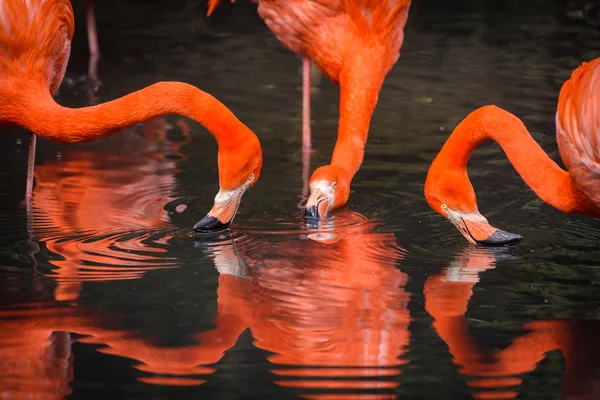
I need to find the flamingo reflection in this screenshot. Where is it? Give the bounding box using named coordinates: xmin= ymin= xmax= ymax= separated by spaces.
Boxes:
xmin=424 ymin=248 xmax=600 ymax=399
xmin=32 ymin=117 xmax=189 ymax=300
xmin=0 ymin=294 xmax=251 ymax=395
xmin=247 ymin=212 xmax=410 ymax=396
xmin=0 ymin=305 xmax=75 ymax=399
xmin=0 ymin=211 xmax=410 ymax=398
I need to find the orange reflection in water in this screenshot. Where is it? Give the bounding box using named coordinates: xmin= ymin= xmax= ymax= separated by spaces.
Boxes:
xmin=0 ymin=271 xmax=252 ymax=397
xmin=0 ymin=306 xmax=75 ymax=400
xmin=0 ymin=211 xmax=410 ymax=398
xmin=246 ymin=212 xmax=410 ymax=397
xmin=32 ymin=118 xmax=190 ymax=300
xmin=424 ymin=248 xmax=600 ymax=400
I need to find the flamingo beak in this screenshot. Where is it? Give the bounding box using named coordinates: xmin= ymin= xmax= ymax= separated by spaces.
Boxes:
xmin=304 ymin=182 xmax=334 ymax=219
xmin=448 ymin=210 xmax=523 ymax=246
xmin=194 ymin=186 xmax=247 ymax=233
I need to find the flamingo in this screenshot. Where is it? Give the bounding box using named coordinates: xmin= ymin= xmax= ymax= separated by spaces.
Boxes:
xmin=424 ymin=58 xmax=600 ymax=246
xmin=208 ymin=0 xmax=411 ymax=219
xmin=0 ymin=0 xmax=262 ymax=233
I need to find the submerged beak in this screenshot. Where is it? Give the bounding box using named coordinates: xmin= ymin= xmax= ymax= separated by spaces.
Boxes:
xmin=449 ymin=210 xmax=523 ymax=246
xmin=194 ymin=186 xmax=247 ymax=233
xmin=304 ymin=184 xmax=334 ymax=220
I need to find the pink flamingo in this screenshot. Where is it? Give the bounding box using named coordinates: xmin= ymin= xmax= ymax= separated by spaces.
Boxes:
xmin=425 ymin=58 xmax=600 ymax=245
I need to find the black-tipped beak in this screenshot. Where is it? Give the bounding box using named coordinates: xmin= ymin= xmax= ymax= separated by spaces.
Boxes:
xmin=304 ymin=204 xmax=319 ymax=219
xmin=474 ymin=229 xmax=523 ymax=247
xmin=451 ymin=211 xmax=523 ymax=247
xmin=194 ymin=186 xmax=247 ymax=233
xmin=193 ymin=215 xmax=230 ymax=233
xmin=304 ymin=186 xmax=332 ymax=220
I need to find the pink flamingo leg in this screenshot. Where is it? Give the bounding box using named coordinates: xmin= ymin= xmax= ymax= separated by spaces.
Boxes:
xmin=301 ymin=57 xmax=311 ymax=198
xmin=302 ymin=56 xmax=311 ymax=150
xmin=301 ymin=143 xmax=310 ymax=200
xmin=25 ymin=133 xmax=36 ymax=204
xmin=86 ymin=0 xmax=100 ymax=84
xmin=25 ymin=132 xmax=40 ymax=272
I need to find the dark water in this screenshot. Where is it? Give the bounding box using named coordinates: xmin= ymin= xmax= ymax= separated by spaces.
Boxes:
xmin=1 ymin=0 xmax=600 ymax=398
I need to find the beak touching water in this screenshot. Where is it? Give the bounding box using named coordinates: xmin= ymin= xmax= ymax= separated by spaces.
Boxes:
xmin=193 ymin=186 xmax=248 ymax=233
xmin=304 ymin=182 xmax=335 ymax=219
xmin=446 ymin=208 xmax=523 ymax=246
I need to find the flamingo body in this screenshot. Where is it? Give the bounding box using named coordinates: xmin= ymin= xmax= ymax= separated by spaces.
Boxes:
xmin=556 ymin=58 xmax=600 ymax=205
xmin=0 ymin=0 xmax=73 ymax=97
xmin=254 ymin=0 xmax=408 ymax=84
xmin=0 ymin=0 xmax=263 ymax=232
xmin=424 ymin=58 xmax=600 ymax=245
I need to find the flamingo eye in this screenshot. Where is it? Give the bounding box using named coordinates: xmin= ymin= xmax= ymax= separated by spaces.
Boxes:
xmin=248 ymin=173 xmax=255 ymax=183
xmin=331 ymin=182 xmax=337 ymax=188
xmin=441 ymin=203 xmax=448 ymax=211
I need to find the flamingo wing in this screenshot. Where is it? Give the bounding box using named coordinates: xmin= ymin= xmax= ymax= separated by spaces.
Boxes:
xmin=556 ymin=58 xmax=600 ymax=206
xmin=342 ymin=0 xmax=411 ymax=44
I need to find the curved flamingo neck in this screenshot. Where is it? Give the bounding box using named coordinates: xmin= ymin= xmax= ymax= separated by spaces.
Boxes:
xmin=6 ymin=80 xmax=260 ymax=189
xmin=330 ymin=63 xmax=385 ymax=181
xmin=432 ymin=105 xmax=600 ymax=216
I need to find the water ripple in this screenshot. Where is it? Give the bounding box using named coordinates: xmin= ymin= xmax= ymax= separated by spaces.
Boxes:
xmin=227 ymin=211 xmax=410 ymax=397
xmin=29 ymin=120 xmax=189 ymax=300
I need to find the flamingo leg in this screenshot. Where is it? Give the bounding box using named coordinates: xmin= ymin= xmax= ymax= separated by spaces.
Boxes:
xmin=301 ymin=56 xmax=312 ymax=199
xmin=25 ymin=132 xmax=40 ymax=273
xmin=86 ymin=0 xmax=100 ymax=85
xmin=302 ymin=56 xmax=311 ymax=150
xmin=25 ymin=133 xmax=36 ymax=204
xmin=301 ymin=143 xmax=311 ymax=200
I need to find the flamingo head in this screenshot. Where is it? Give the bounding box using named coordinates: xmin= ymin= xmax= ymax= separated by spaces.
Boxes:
xmin=304 ymin=165 xmax=350 ymax=220
xmin=424 ymin=168 xmax=522 ymax=246
xmin=194 ymin=143 xmax=262 ymax=233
